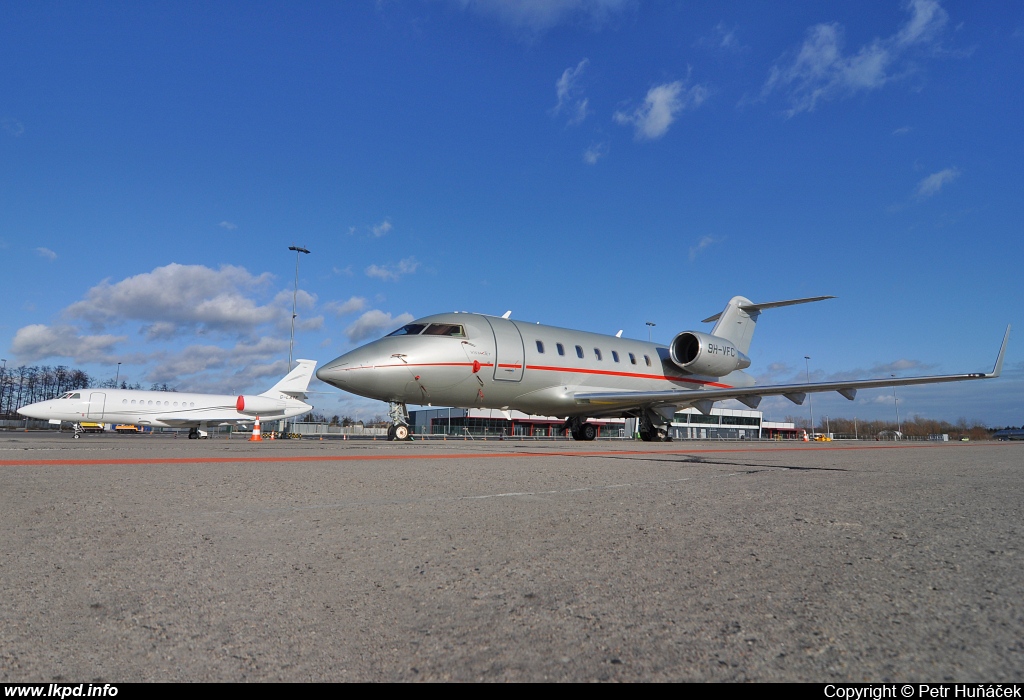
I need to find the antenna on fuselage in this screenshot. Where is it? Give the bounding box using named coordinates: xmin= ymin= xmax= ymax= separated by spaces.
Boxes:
xmin=501 ymin=310 xmax=512 ymax=319
xmin=615 ymin=330 xmax=623 ymax=338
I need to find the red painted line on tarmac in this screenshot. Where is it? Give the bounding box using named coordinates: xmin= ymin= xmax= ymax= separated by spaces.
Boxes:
xmin=0 ymin=442 xmax=975 ymax=467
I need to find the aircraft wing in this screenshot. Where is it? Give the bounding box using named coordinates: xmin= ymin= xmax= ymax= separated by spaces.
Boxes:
xmin=575 ymin=325 xmax=1010 ymax=413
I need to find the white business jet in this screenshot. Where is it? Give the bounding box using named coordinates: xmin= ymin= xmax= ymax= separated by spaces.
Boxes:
xmin=315 ymin=296 xmax=1009 ymax=441
xmin=18 ymin=359 xmax=317 ymax=439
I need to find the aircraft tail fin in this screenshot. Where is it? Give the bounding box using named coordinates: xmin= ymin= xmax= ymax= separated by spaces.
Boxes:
xmin=703 ymin=296 xmax=834 ymax=355
xmin=260 ymin=359 xmax=317 ymax=399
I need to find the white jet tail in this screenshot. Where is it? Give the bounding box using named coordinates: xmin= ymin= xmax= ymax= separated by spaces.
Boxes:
xmin=260 ymin=359 xmax=317 ymax=399
xmin=703 ymin=296 xmax=834 ymax=354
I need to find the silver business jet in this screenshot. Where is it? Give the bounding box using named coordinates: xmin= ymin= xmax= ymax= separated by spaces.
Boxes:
xmin=316 ymin=297 xmax=1009 ymax=441
xmin=19 ymin=359 xmax=317 ymax=439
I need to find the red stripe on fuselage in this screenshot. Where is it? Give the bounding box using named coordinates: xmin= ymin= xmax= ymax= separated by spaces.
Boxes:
xmin=343 ymin=362 xmax=733 ymax=389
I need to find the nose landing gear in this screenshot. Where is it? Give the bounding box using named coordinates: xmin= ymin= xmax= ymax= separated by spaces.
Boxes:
xmin=387 ymin=402 xmax=413 ymax=441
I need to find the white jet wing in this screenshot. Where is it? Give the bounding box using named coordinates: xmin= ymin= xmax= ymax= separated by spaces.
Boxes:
xmin=575 ymin=326 xmax=1010 ymax=414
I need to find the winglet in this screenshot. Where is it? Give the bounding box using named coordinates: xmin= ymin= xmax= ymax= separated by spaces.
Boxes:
xmin=989 ymin=325 xmax=1011 ymax=378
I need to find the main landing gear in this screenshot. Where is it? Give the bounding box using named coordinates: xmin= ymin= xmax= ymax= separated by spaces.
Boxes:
xmin=638 ymin=412 xmax=671 ymax=442
xmin=387 ymin=401 xmax=413 ymax=441
xmin=566 ymin=417 xmax=597 ymax=441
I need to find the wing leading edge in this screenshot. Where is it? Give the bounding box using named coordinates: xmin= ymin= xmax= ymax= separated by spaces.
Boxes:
xmin=575 ymin=325 xmax=1010 ymax=414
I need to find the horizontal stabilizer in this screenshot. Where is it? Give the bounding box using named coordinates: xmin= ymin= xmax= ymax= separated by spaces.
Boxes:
xmin=702 ymin=296 xmax=835 ymax=324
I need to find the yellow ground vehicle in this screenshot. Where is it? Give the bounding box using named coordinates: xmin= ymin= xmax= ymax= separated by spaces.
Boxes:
xmin=115 ymin=424 xmax=143 ymax=434
xmin=813 ymin=434 xmax=833 ymax=442
xmin=80 ymin=422 xmax=105 ymax=433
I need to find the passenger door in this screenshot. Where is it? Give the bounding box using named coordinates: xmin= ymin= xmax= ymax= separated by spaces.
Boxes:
xmin=484 ymin=317 xmax=525 ymax=382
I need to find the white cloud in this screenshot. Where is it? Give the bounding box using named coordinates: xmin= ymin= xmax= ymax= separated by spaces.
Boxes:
xmin=11 ymin=324 xmax=126 ymax=364
xmin=35 ymin=247 xmax=57 ymax=261
xmin=326 ymin=296 xmax=367 ymax=316
xmin=614 ymin=80 xmax=708 ymax=140
xmin=372 ymin=219 xmax=393 ymax=237
xmin=219 ymin=221 xmax=238 ymax=231
xmin=2 ymin=118 xmax=24 ymax=137
xmin=869 ymin=358 xmax=932 ymax=374
xmin=553 ymin=59 xmax=590 ymax=125
xmin=695 ymin=22 xmax=743 ymax=52
xmin=453 ymin=0 xmax=632 ymax=33
xmin=582 ymin=141 xmax=608 ymax=165
xmin=762 ymin=0 xmax=949 ymax=116
xmin=64 ymin=263 xmax=282 ymax=335
xmin=144 ymin=336 xmax=289 ymax=384
xmin=689 ymin=235 xmax=721 ymax=261
xmin=345 ymin=310 xmax=414 ymax=343
xmin=365 ymin=257 xmax=420 ymax=281
xmin=915 ymin=167 xmax=960 ymax=199
xmin=892 ymin=125 xmax=912 ymax=136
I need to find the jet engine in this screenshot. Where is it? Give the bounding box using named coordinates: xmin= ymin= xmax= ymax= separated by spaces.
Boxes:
xmin=236 ymin=395 xmax=287 ymax=416
xmin=669 ymin=331 xmax=751 ymax=377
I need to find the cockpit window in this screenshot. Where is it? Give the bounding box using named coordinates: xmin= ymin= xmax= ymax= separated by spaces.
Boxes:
xmin=386 ymin=323 xmax=428 ymax=337
xmin=61 ymin=392 xmax=81 ymax=399
xmin=421 ymin=324 xmax=466 ymax=337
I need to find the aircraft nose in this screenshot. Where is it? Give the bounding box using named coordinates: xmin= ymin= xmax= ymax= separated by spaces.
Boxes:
xmin=17 ymin=403 xmax=44 ymax=419
xmin=317 ymin=346 xmax=396 ymax=397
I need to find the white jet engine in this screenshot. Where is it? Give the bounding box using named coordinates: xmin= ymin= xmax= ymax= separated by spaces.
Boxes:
xmin=669 ymin=331 xmax=751 ymax=377
xmin=235 ymin=395 xmax=288 ymax=416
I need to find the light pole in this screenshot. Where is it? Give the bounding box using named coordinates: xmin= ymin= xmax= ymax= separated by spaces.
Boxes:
xmin=115 ymin=362 xmax=121 ymax=388
xmin=891 ymin=375 xmax=902 ymax=437
xmin=646 ymin=322 xmax=656 ymax=342
xmin=287 ymin=245 xmax=311 ymax=367
xmin=804 ymin=356 xmax=814 ymax=437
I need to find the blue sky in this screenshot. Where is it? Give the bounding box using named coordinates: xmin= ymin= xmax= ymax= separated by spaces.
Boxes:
xmin=2 ymin=0 xmax=1021 ymax=425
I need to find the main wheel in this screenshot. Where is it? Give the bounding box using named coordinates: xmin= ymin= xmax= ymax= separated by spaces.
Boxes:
xmin=581 ymin=423 xmax=597 ymax=441
xmin=394 ymin=424 xmax=410 ymax=441
xmin=74 ymin=434 xmax=80 ymax=439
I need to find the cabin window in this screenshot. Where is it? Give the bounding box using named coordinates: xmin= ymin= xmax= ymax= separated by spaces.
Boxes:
xmin=612 ymin=351 xmax=620 ymax=363
xmin=644 ymin=355 xmax=651 ymax=366
xmin=131 ymin=400 xmax=136 ymax=405
xmin=122 ymin=399 xmax=127 ymax=404
xmin=422 ymin=324 xmax=466 ymax=337
xmin=594 ymin=348 xmax=602 ymax=361
xmin=536 ymin=340 xmax=544 ymax=353
xmin=575 ymin=345 xmax=584 ymax=359
xmin=386 ymin=323 xmax=428 ymax=336
xmin=629 ymin=353 xmax=637 ymax=365
xmin=556 ymin=343 xmax=565 ymax=356
xmin=189 ymin=402 xmax=194 ymax=407
xmin=173 ymin=402 xmax=178 ymax=407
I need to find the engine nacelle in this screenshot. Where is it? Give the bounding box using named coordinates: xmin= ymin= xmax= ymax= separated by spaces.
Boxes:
xmin=235 ymin=395 xmax=287 ymax=416
xmin=669 ymin=331 xmax=751 ymax=377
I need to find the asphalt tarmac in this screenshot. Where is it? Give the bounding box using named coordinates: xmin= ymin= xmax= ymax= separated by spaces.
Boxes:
xmin=1 ymin=432 xmax=1021 ymax=682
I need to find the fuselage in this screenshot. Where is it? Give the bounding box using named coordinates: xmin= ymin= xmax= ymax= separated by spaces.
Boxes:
xmin=316 ymin=312 xmax=754 ymax=418
xmin=17 ymin=388 xmax=312 ymax=428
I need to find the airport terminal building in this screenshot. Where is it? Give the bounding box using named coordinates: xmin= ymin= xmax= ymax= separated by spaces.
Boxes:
xmin=409 ymin=407 xmax=798 ymax=440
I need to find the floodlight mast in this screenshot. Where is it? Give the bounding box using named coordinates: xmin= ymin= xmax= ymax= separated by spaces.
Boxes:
xmin=288 ymin=246 xmax=311 ymax=368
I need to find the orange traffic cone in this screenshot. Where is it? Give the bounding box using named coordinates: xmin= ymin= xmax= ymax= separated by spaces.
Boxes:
xmin=250 ymin=416 xmax=263 ymax=442
xmin=802 ymin=431 xmax=809 ymax=442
